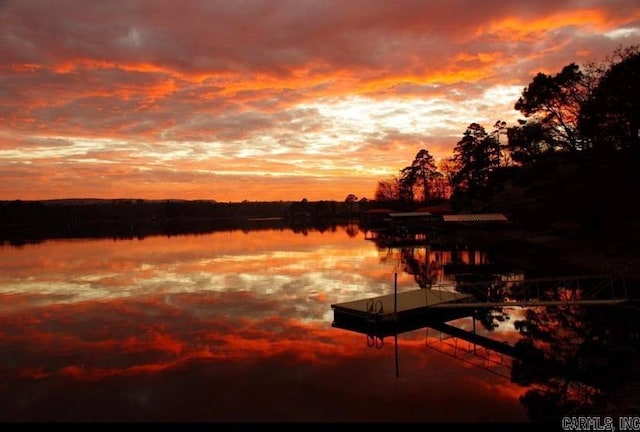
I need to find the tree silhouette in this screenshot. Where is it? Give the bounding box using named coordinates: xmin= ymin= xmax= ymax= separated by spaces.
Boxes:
xmin=515 ymin=63 xmax=589 ymax=152
xmin=450 ymin=123 xmax=500 ymax=210
xmin=374 ymin=176 xmax=401 ymax=202
xmin=506 ymin=119 xmax=549 ymax=167
xmin=491 ymin=120 xmax=510 ymax=166
xmin=396 ymin=149 xmax=438 ymax=204
xmin=412 ymin=149 xmax=438 ymax=203
xmin=344 ymin=194 xmax=359 ymax=215
xmin=579 ymin=46 xmax=640 ymax=153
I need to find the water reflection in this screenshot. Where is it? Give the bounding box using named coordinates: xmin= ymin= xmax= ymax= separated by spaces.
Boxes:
xmin=337 ymin=301 xmax=640 ymax=423
xmin=381 ymin=244 xmax=493 ymax=289
xmin=335 ymin=237 xmax=639 ymax=423
xmin=0 ymin=226 xmax=636 ymax=422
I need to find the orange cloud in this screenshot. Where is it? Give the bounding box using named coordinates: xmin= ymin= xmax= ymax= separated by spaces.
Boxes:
xmin=485 ymin=8 xmax=628 ymax=37
xmin=0 ymin=0 xmax=639 ymax=201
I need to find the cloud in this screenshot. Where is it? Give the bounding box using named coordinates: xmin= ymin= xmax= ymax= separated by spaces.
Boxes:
xmin=0 ymin=0 xmax=639 ymax=200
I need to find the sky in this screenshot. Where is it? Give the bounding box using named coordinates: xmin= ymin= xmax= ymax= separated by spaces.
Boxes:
xmin=1 ymin=0 xmax=640 ymax=202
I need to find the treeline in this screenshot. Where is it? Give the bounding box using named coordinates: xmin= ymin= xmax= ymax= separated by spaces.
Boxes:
xmin=0 ymin=198 xmax=371 ymax=244
xmin=0 ymin=199 xmax=288 ymax=225
xmin=375 ymin=45 xmax=640 ymax=247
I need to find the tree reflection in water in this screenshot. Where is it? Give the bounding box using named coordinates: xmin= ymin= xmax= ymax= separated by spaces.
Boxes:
xmin=512 ymin=304 xmax=640 ymax=422
xmin=385 ymin=241 xmax=640 ymax=423
xmin=418 ymin=303 xmax=640 ymax=423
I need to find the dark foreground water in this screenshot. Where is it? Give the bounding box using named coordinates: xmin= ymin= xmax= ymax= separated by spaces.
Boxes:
xmin=0 ymin=227 xmax=636 ymax=423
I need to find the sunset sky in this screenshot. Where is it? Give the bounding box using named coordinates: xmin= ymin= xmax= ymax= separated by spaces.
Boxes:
xmin=1 ymin=0 xmax=640 ymax=202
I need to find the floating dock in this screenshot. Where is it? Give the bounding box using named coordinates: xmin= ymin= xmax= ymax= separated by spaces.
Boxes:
xmin=331 ymin=289 xmax=474 ymax=336
xmin=331 ymin=274 xmax=630 ymax=337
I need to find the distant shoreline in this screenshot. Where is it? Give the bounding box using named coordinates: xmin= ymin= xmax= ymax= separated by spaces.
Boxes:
xmin=0 ymin=197 xmax=292 ymax=205
xmin=0 ymin=198 xmax=363 ymax=245
xmin=3 ymin=199 xmax=639 ymax=287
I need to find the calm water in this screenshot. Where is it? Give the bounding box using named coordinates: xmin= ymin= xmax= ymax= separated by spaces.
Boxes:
xmin=0 ymin=226 xmax=635 ymax=422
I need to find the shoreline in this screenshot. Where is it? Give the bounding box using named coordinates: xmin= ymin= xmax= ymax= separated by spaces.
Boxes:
xmin=503 ymin=228 xmax=640 ymax=292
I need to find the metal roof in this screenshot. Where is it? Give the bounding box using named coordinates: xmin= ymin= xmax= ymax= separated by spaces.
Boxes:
xmin=388 ymin=212 xmax=433 ymax=218
xmin=442 ymin=213 xmax=508 ymax=223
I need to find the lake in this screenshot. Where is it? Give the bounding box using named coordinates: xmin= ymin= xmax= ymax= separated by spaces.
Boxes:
xmin=0 ymin=225 xmax=636 ymax=423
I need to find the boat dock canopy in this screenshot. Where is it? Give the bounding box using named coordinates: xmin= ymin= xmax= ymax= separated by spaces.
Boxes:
xmin=442 ymin=213 xmax=508 ymax=223
xmin=388 ymin=212 xmax=433 ymax=218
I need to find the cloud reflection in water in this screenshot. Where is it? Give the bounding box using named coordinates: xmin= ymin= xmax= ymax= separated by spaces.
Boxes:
xmin=0 ymin=228 xmax=528 ymax=422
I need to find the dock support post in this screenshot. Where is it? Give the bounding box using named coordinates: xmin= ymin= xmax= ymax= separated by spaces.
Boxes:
xmin=394 ymin=272 xmax=398 ymax=317
xmin=472 ymin=314 xmax=477 ymax=355
xmin=395 ymin=333 xmax=399 ymax=378
xmin=394 ymin=272 xmax=399 ymax=378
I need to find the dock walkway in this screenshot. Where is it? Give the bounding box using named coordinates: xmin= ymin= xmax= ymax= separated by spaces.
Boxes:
xmin=331 ymin=289 xmax=473 ymax=335
xmin=331 ymin=272 xmax=629 ymax=336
